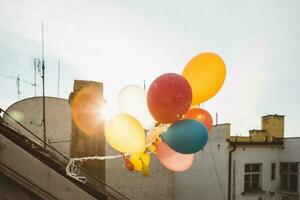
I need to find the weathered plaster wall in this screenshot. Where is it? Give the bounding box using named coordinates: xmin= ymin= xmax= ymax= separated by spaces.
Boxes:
xmin=0 ymin=134 xmax=97 ymax=200
xmin=3 ymin=97 xmax=71 ymax=156
xmin=174 ymin=123 xmax=230 ymax=200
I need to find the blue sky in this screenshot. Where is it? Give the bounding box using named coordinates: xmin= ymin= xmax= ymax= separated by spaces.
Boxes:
xmin=0 ymin=0 xmax=299 ymax=136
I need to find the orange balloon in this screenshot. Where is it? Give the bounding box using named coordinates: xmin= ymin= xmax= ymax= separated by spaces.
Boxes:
xmin=182 ymin=52 xmax=226 ymax=104
xmin=184 ymin=108 xmax=213 ymax=132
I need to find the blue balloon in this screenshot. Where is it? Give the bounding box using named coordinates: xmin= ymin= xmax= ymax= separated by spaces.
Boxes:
xmin=161 ymin=119 xmax=208 ymax=154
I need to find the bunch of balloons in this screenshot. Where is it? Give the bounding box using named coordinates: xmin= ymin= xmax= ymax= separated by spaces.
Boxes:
xmin=105 ymin=52 xmax=226 ymax=174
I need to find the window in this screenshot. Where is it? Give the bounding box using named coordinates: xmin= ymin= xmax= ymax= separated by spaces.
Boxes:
xmin=244 ymin=163 xmax=262 ymax=192
xmin=280 ymin=162 xmax=298 ymax=192
xmin=271 ymin=163 xmax=276 ymax=180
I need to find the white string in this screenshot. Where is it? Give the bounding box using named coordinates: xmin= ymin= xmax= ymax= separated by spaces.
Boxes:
xmin=65 ymin=124 xmax=169 ymax=183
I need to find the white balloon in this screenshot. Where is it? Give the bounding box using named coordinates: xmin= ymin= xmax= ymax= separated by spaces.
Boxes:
xmin=118 ymin=85 xmax=155 ymax=130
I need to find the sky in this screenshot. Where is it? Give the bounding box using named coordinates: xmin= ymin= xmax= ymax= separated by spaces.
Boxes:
xmin=0 ymin=0 xmax=299 ymax=137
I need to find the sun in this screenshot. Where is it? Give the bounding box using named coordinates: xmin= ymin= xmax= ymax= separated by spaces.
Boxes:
xmin=96 ymin=100 xmax=117 ymax=122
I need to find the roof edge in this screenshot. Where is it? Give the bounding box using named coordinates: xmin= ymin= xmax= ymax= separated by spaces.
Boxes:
xmin=5 ymin=96 xmax=68 ymax=112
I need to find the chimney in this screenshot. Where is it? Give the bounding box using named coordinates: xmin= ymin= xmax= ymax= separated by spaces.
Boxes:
xmin=69 ymin=80 xmax=106 ymax=182
xmin=261 ymin=114 xmax=284 ymax=138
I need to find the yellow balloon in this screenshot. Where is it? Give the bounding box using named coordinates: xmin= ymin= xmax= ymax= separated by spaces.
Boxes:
xmin=182 ymin=52 xmax=226 ymax=104
xmin=189 ymin=104 xmax=199 ymax=109
xmin=105 ymin=114 xmax=146 ymax=153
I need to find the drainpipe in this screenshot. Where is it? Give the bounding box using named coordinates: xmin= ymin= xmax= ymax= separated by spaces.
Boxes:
xmin=228 ymin=139 xmax=237 ymax=200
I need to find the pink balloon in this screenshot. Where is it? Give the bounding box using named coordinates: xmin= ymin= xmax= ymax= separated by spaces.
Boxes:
xmin=157 ymin=141 xmax=194 ymax=172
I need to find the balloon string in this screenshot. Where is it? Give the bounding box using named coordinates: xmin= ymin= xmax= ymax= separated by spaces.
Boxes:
xmin=146 ymin=124 xmax=169 ymax=147
xmin=66 ymin=124 xmax=170 ymax=183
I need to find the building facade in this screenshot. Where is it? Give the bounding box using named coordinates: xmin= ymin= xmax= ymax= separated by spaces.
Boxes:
xmin=1 ymin=80 xmax=299 ymax=200
xmin=190 ymin=115 xmax=300 ymax=200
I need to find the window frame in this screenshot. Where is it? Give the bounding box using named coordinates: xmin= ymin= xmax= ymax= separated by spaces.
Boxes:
xmin=280 ymin=162 xmax=299 ymax=192
xmin=244 ymin=163 xmax=263 ymax=193
xmin=271 ymin=163 xmax=276 ymax=180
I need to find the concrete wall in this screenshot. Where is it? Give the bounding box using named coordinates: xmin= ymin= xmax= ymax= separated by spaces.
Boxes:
xmin=0 ymin=134 xmax=97 ymax=200
xmin=280 ymin=138 xmax=300 ymax=162
xmin=3 ymin=97 xmax=71 ymax=156
xmin=69 ymin=80 xmax=106 ymax=182
xmin=232 ymin=146 xmax=281 ymax=200
xmin=0 ymin=171 xmax=43 ymax=200
xmin=174 ymin=123 xmax=230 ymax=200
xmin=230 ymin=138 xmax=300 ymax=200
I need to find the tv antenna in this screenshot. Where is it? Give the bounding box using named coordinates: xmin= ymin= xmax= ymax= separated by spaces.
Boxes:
xmin=0 ymin=72 xmax=35 ymax=100
xmin=33 ymin=58 xmax=42 ymax=97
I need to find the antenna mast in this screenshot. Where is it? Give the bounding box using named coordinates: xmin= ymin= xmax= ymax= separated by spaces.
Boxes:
xmin=16 ymin=75 xmax=21 ymax=100
xmin=0 ymin=72 xmax=35 ymax=99
xmin=41 ymin=21 xmax=46 ymax=148
xmin=33 ymin=58 xmax=41 ymax=97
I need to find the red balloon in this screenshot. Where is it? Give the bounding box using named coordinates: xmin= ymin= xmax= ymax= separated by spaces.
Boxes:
xmin=184 ymin=108 xmax=213 ymax=132
xmin=147 ymin=73 xmax=192 ymax=123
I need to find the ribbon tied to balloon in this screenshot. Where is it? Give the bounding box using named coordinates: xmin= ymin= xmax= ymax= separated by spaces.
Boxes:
xmin=104 ymin=52 xmax=226 ymax=174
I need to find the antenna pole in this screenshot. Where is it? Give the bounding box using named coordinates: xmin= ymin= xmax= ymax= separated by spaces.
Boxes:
xmin=34 ymin=59 xmax=36 ymax=97
xmin=57 ymin=59 xmax=60 ymax=97
xmin=42 ymin=22 xmax=44 ymax=61
xmin=143 ymin=80 xmax=146 ymax=91
xmin=16 ymin=75 xmax=20 ymax=100
xmin=41 ymin=21 xmax=46 ymax=148
xmin=216 ymin=113 xmax=219 ymax=125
